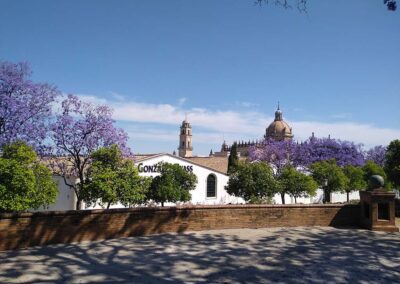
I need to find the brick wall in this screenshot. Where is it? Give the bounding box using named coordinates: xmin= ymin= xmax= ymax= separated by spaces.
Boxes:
xmin=0 ymin=204 xmax=360 ymax=251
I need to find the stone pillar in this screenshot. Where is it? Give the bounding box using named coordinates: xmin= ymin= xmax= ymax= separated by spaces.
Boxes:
xmin=360 ymin=189 xmax=398 ymax=232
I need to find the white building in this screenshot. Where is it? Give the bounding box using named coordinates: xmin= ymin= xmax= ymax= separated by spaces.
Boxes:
xmin=44 ymin=115 xmax=360 ymax=211
xmin=135 ymin=153 xmax=244 ymax=206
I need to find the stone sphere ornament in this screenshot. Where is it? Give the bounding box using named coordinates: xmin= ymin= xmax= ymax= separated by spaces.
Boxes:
xmin=368 ymin=175 xmax=385 ymax=190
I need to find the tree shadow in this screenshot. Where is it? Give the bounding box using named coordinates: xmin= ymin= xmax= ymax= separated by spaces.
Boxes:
xmin=0 ymin=207 xmax=192 ymax=251
xmin=0 ymin=227 xmax=399 ymax=283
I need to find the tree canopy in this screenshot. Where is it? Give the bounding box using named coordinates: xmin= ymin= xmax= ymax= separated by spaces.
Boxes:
xmin=48 ymin=95 xmax=130 ymax=209
xmin=343 ymin=165 xmax=367 ymax=202
xmin=278 ymin=166 xmax=318 ymax=203
xmin=228 ymin=142 xmax=239 ymax=174
xmin=0 ymin=141 xmax=57 ymax=212
xmin=226 ymin=162 xmax=278 ymax=203
xmin=362 ymin=160 xmax=388 ymax=187
xmin=384 ymin=139 xmax=400 ymax=189
xmin=296 ymin=137 xmax=365 ymax=167
xmin=249 ymin=136 xmax=365 ymax=169
xmin=365 ymin=145 xmax=386 ymax=168
xmin=148 ymin=162 xmax=197 ymax=207
xmin=83 ymin=145 xmax=150 ymax=209
xmin=310 ymin=159 xmax=348 ymax=203
xmin=0 ymin=61 xmax=60 ymax=151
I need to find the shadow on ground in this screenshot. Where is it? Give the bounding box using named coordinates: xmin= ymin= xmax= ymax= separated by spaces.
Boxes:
xmin=0 ymin=227 xmax=399 ymax=283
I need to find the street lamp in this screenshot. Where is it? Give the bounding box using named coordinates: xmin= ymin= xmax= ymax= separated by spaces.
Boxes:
xmin=323 ymin=179 xmax=328 ymax=203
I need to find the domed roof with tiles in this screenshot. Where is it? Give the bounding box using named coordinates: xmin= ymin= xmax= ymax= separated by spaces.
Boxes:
xmin=265 ymin=106 xmax=293 ymax=141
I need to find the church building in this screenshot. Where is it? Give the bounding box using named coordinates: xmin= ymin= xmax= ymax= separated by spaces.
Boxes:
xmin=213 ymin=104 xmax=293 ymax=157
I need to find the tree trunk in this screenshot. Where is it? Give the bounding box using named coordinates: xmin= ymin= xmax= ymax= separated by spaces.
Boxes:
xmin=294 ymin=196 xmax=297 ymax=204
xmin=107 ymin=202 xmax=111 ymax=209
xmin=323 ymin=188 xmax=331 ymax=203
xmin=76 ymin=199 xmax=82 ymax=210
xmin=347 ymin=191 xmax=349 ymax=203
xmin=281 ymin=193 xmax=285 ymax=204
xmin=161 ymin=201 xmax=164 ymax=207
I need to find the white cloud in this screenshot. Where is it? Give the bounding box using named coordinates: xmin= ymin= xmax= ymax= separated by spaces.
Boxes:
xmin=178 ymin=97 xmax=187 ymax=106
xmin=110 ymin=92 xmax=125 ymax=101
xmin=76 ymin=94 xmax=400 ymax=149
xmin=330 ymin=113 xmax=351 ymax=119
xmin=110 ymin=101 xmax=271 ymax=135
xmin=292 ymin=121 xmax=400 ymax=148
xmin=235 ymin=101 xmax=260 ymax=108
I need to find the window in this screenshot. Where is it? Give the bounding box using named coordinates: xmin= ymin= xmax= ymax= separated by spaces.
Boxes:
xmin=182 ymin=141 xmax=185 ymax=147
xmin=206 ymin=174 xmax=216 ymax=198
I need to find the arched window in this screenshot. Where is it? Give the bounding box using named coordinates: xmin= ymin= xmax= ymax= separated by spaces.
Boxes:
xmin=206 ymin=174 xmax=216 ymax=198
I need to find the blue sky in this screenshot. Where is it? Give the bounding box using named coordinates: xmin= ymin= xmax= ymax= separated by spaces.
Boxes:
xmin=1 ymin=0 xmax=399 ymax=154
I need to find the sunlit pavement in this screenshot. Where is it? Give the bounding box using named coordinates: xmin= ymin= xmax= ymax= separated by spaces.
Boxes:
xmin=0 ymin=227 xmax=399 ymax=283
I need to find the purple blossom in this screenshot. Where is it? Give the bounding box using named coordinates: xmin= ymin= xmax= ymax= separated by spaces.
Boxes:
xmin=365 ymin=145 xmax=386 ymax=168
xmin=0 ymin=61 xmax=60 ymax=149
xmin=249 ymin=139 xmax=298 ymax=175
xmin=48 ymin=94 xmax=131 ymax=209
xmin=296 ymin=136 xmax=365 ymax=167
xmin=249 ymin=135 xmax=366 ymax=171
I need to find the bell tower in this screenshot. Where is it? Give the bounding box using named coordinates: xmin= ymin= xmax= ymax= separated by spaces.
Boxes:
xmin=178 ymin=116 xmax=193 ymax=158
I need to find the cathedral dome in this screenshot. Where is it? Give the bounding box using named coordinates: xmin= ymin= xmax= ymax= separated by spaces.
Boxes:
xmin=265 ymin=105 xmax=293 ymax=141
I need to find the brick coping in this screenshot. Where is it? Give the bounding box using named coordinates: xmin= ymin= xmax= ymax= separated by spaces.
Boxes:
xmin=0 ymin=203 xmax=359 ymax=219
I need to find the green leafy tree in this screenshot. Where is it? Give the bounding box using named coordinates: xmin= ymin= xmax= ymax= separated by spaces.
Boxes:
xmin=226 ymin=162 xmax=278 ymax=203
xmin=384 ymin=139 xmax=400 ymax=189
xmin=362 ymin=160 xmax=389 ymax=188
xmin=310 ymin=159 xmax=348 ymax=203
xmin=148 ymin=162 xmax=197 ymax=207
xmin=278 ymin=166 xmax=318 ymax=203
xmin=343 ymin=165 xmax=367 ymax=202
xmin=83 ymin=145 xmax=149 ymax=209
xmin=228 ymin=142 xmax=239 ymax=174
xmin=0 ymin=141 xmax=57 ymax=212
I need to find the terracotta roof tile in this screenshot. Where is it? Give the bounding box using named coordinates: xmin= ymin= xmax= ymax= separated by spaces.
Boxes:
xmin=186 ymin=156 xmax=229 ymax=174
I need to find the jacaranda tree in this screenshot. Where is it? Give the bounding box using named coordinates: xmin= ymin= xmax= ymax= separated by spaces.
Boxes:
xmin=0 ymin=61 xmax=60 ymax=150
xmin=249 ymin=139 xmax=298 ymax=204
xmin=296 ymin=136 xmax=365 ymax=167
xmin=48 ymin=94 xmax=130 ymax=210
xmin=365 ymin=145 xmax=387 ymax=168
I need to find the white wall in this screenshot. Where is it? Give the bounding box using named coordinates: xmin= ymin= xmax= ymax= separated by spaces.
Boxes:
xmin=34 ymin=176 xmax=77 ymax=211
xmin=43 ymin=155 xmax=364 ymax=211
xmin=271 ymin=188 xmax=361 ymax=205
xmin=137 ymin=155 xmax=244 ymax=206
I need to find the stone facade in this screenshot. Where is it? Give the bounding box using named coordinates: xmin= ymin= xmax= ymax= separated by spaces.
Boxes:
xmin=178 ymin=119 xmax=193 ymax=158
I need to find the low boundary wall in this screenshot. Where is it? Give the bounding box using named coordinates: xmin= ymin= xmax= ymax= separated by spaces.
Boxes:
xmin=0 ymin=204 xmax=360 ymax=251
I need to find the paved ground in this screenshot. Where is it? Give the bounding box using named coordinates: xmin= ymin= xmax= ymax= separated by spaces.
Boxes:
xmin=0 ymin=227 xmax=399 ymax=284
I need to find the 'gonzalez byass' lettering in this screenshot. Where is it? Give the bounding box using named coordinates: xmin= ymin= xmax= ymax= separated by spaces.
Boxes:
xmin=138 ymin=163 xmax=193 ymax=173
